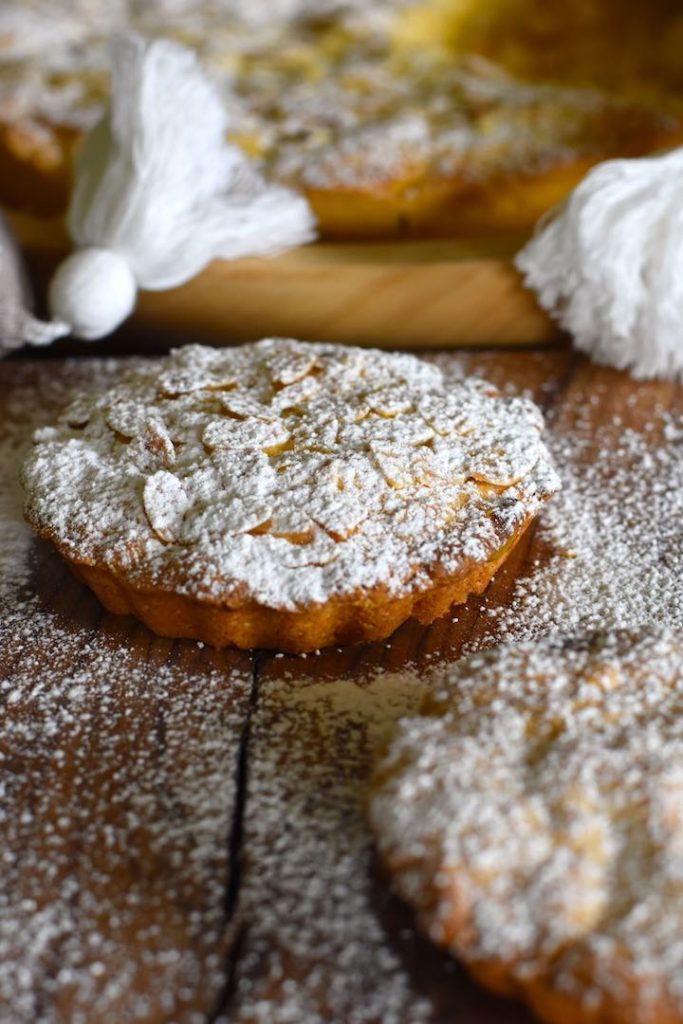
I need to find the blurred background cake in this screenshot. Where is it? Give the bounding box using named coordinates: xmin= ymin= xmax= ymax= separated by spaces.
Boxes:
xmin=2 ymin=0 xmax=682 ymax=237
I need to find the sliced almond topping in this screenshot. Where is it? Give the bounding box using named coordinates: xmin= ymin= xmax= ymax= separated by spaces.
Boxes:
xmin=142 ymin=471 xmax=190 ymax=543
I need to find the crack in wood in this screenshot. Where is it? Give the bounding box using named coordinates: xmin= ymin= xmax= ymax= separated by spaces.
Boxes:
xmin=205 ymin=652 xmax=264 ymax=1023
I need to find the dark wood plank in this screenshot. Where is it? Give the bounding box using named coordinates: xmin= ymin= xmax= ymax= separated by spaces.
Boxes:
xmin=0 ymin=362 xmax=254 ymax=1023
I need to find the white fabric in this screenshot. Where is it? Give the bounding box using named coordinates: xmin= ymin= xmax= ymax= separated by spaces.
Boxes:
xmin=48 ymin=33 xmax=315 ymax=339
xmin=516 ymin=147 xmax=683 ymax=380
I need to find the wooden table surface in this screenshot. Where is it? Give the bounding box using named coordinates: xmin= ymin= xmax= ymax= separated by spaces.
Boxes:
xmin=1 ymin=346 xmax=680 ymax=1024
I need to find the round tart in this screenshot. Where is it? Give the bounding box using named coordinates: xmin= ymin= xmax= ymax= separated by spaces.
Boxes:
xmin=369 ymin=628 xmax=683 ymax=1024
xmin=2 ymin=1 xmax=682 ymax=236
xmin=21 ymin=338 xmax=558 ymax=652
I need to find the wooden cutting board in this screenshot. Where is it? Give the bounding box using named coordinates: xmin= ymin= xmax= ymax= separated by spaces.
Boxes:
xmin=2 ymin=348 xmax=678 ymax=1024
xmin=7 ymin=210 xmax=557 ymax=348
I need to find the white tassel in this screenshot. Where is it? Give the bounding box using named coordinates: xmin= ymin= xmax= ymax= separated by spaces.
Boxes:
xmin=516 ymin=147 xmax=683 ymax=380
xmin=0 ymin=214 xmax=68 ymax=355
xmin=47 ymin=33 xmax=316 ymax=341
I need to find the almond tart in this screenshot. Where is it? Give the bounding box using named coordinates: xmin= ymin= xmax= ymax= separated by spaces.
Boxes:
xmin=2 ymin=1 xmax=683 ymax=237
xmin=370 ymin=628 xmax=683 ymax=1024
xmin=21 ymin=338 xmax=559 ymax=652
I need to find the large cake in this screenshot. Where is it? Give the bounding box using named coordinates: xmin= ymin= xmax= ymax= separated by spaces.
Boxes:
xmin=1 ymin=0 xmax=682 ymax=237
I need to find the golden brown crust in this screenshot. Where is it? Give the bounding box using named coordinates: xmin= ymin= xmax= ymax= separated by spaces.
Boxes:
xmin=63 ymin=516 xmax=530 ymax=652
xmin=466 ymin=957 xmax=683 ymax=1024
xmin=304 ymin=160 xmax=599 ymax=240
xmin=3 ymin=117 xmax=682 ymax=239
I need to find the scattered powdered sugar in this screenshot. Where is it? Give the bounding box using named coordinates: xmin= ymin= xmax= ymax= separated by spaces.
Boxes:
xmin=225 ymin=670 xmax=438 ymax=1024
xmin=2 ymin=351 xmax=544 ymax=1024
xmin=7 ymin=352 xmax=683 ymax=1024
xmin=478 ymin=393 xmax=683 ymax=644
xmin=369 ymin=629 xmax=683 ymax=1021
xmin=21 ymin=339 xmax=558 ymax=611
xmin=0 ymin=361 xmax=253 ymax=1023
xmin=218 ymin=356 xmax=683 ymax=1024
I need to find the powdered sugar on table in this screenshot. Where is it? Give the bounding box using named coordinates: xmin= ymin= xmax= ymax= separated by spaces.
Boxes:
xmin=4 ymin=351 xmax=683 ymax=1023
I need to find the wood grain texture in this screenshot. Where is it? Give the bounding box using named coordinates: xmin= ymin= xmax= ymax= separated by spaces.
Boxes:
xmin=0 ymin=544 xmax=255 ymax=1023
xmin=7 ymin=211 xmax=558 ymax=349
xmin=2 ymin=348 xmax=678 ymax=1023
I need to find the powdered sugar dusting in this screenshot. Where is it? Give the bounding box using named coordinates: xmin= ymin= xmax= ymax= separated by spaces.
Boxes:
xmin=474 ymin=378 xmax=683 ymax=645
xmin=6 ymin=352 xmax=683 ymax=1023
xmin=0 ymin=362 xmax=252 ymax=1022
xmin=221 ymin=355 xmax=683 ymax=1024
xmin=22 ymin=339 xmax=558 ymax=612
xmin=370 ymin=629 xmax=683 ymax=1021
xmin=227 ymin=670 xmax=437 ymax=1024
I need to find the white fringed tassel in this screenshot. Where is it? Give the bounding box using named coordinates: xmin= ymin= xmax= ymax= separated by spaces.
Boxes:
xmin=46 ymin=33 xmax=315 ymax=341
xmin=516 ymin=147 xmax=683 ymax=380
xmin=0 ymin=214 xmax=68 ymax=355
